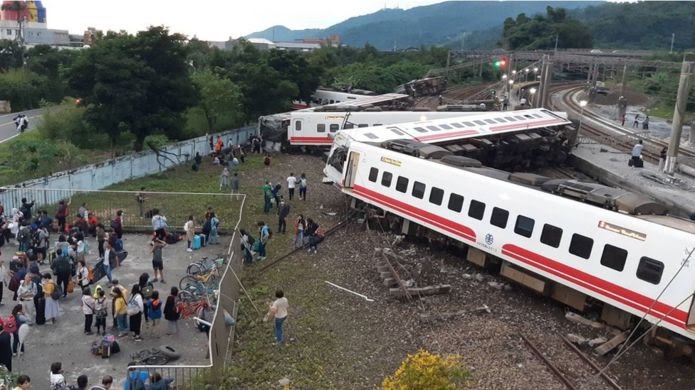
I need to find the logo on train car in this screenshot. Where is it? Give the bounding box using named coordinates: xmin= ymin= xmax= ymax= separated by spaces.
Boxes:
xmin=597 ymin=221 xmax=646 ymax=241
xmin=478 ymin=233 xmax=498 ymax=252
xmin=380 ymin=156 xmax=402 ymax=167
xmin=485 ymin=234 xmax=494 ymax=245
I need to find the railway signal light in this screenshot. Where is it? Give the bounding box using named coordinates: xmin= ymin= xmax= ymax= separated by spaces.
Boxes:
xmin=492 ymin=56 xmax=507 ymax=70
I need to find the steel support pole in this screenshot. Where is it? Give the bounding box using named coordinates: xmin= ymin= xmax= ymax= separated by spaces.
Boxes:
xmin=540 ymin=56 xmax=553 ymax=108
xmin=665 ymin=61 xmax=694 ymax=174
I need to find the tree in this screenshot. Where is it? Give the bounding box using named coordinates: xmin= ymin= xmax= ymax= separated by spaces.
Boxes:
xmin=67 ymin=27 xmax=197 ymax=151
xmin=190 ymin=69 xmax=244 ymax=132
xmin=0 ymin=68 xmax=48 ymax=110
xmin=266 ymin=50 xmax=322 ymax=103
xmin=25 ymin=45 xmax=77 ymax=102
xmin=501 ymin=7 xmax=592 ymax=50
xmin=0 ymin=39 xmax=25 ymax=70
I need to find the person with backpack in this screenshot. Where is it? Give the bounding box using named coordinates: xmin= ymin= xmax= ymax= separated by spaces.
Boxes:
xmin=94 ymin=289 xmax=107 ymax=336
xmin=128 ymin=284 xmax=144 ymax=341
xmin=239 ymin=229 xmax=255 ymax=264
xmin=145 ymin=290 xmax=162 ymax=336
xmin=51 ymin=249 xmax=71 ymax=299
xmin=262 ymin=181 xmax=273 ymax=214
xmin=209 ymin=213 xmax=220 ymax=245
xmin=298 ymin=173 xmax=308 ymax=201
xmin=42 ymin=273 xmax=60 ymax=324
xmin=151 ymin=209 xmax=168 ymax=241
xmin=81 ymin=287 xmax=95 ymax=335
xmin=163 ymin=287 xmax=180 ymax=336
xmin=112 ymin=287 xmax=128 ymax=337
xmin=19 ymin=198 xmax=34 ymax=222
xmin=138 ymin=273 xmax=153 ymax=324
xmin=257 ymin=221 xmax=270 ymax=261
xmin=10 ymin=304 xmax=26 ymax=356
xmin=151 ymin=239 xmax=166 ymax=284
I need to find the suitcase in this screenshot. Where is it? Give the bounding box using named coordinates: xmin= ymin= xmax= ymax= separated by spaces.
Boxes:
xmin=634 ymin=158 xmax=644 ymax=168
xmin=35 ymin=296 xmax=46 ymax=325
xmin=192 ymin=235 xmax=202 ymax=250
xmin=92 ymin=261 xmax=106 ymax=284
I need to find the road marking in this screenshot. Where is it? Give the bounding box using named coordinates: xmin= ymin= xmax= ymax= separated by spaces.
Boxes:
xmin=0 ymin=114 xmax=43 ymax=143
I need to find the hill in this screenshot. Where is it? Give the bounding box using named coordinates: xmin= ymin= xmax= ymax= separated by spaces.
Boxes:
xmin=247 ymin=1 xmax=592 ymax=50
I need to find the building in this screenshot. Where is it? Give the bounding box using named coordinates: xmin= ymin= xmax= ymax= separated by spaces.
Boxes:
xmin=0 ymin=0 xmax=77 ymax=47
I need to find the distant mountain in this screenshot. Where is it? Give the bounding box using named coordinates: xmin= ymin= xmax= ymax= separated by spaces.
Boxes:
xmin=247 ymin=1 xmax=594 ymax=50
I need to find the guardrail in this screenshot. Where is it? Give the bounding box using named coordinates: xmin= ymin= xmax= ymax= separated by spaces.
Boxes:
xmin=125 ymin=195 xmax=247 ymax=389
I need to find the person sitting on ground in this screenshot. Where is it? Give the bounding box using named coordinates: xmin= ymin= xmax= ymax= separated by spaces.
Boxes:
xmin=49 ymin=361 xmax=66 ymax=387
xmin=13 ymin=374 xmax=31 ymax=390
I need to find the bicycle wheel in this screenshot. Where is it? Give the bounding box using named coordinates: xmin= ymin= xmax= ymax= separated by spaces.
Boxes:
xmin=187 ymin=262 xmax=204 ymax=275
xmin=179 ymin=275 xmax=199 ymax=291
xmin=145 ymin=354 xmax=169 ymax=365
xmin=177 ymin=289 xmax=197 ymax=303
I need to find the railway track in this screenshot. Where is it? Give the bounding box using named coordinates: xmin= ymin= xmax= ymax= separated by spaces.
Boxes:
xmin=551 ymin=85 xmax=695 ymax=165
xmin=521 ymin=333 xmax=622 ymax=390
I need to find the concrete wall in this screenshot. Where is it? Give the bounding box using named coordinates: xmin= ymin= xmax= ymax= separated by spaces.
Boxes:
xmin=0 ymin=127 xmax=256 ymax=213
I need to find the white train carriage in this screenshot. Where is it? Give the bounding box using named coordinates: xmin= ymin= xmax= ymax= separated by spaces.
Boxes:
xmin=289 ymin=111 xmax=481 ymax=146
xmin=326 ymin=140 xmax=695 ymax=341
xmin=324 ymin=108 xmax=572 ymax=163
xmin=292 ymin=89 xmax=377 ymax=109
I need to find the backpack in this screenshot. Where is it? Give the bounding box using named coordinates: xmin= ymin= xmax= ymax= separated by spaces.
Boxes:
xmin=95 ymin=298 xmax=108 ymax=318
xmin=142 ymin=283 xmax=154 ymax=299
xmin=202 ymin=219 xmax=212 ymax=234
xmin=2 ymin=315 xmax=17 ymax=333
xmin=51 ymin=384 xmax=78 ymax=390
xmin=110 ymin=220 xmax=119 ymax=230
xmin=51 ymin=283 xmax=62 ymax=300
xmin=127 ymin=296 xmax=141 ymax=316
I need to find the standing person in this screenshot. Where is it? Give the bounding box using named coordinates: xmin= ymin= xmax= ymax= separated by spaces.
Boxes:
xmin=278 ymin=199 xmax=290 ymax=234
xmin=643 ymin=115 xmax=650 ymax=130
xmin=306 ymin=218 xmax=320 ymax=254
xmin=659 ymin=147 xmax=668 ymax=172
xmin=94 ymin=289 xmax=107 ymax=336
xmin=151 ymin=209 xmax=168 ymax=241
xmin=230 ymin=173 xmax=240 ymax=196
xmin=183 ymin=216 xmax=195 ymax=253
xmin=0 ymin=259 xmax=5 ymax=306
xmin=620 ymin=114 xmax=626 ymax=126
xmin=96 ymin=223 xmax=106 ymax=258
xmin=12 ymin=304 xmax=29 ymax=355
xmin=145 ymin=290 xmax=162 ymax=336
xmin=102 ymin=241 xmax=114 ymax=284
xmin=294 ymin=215 xmax=305 ymax=249
xmin=631 ymin=139 xmax=644 ymax=168
xmin=209 ymin=213 xmax=220 ymax=245
xmin=239 ymin=229 xmax=255 ymax=264
xmin=208 ymin=134 xmax=214 ymax=153
xmin=264 ymin=289 xmax=289 ymax=345
xmin=219 ymin=167 xmax=230 ymax=191
xmin=632 ymin=114 xmax=640 ymax=128
xmin=151 ymin=239 xmax=166 ymax=284
xmin=42 ymin=273 xmax=60 ymax=324
xmin=112 ymin=210 xmax=123 ymax=240
xmin=81 ymin=287 xmax=95 ymax=335
xmin=35 ymin=225 xmax=49 ymax=263
xmin=17 ymin=274 xmax=36 ymax=323
xmin=112 ymin=287 xmax=128 ymax=337
xmin=76 ymin=260 xmax=90 ymax=290
xmin=78 ymin=203 xmax=88 ymax=220
xmin=257 ymin=221 xmax=270 ymax=261
xmin=298 ymin=173 xmax=307 ymax=201
xmin=262 ymin=181 xmax=273 ymax=214
xmin=19 ymin=198 xmax=34 ymax=221
xmin=163 ymin=287 xmax=180 ymax=335
xmin=286 ymin=173 xmax=297 ymax=201
xmin=128 ymin=284 xmax=144 ymax=341
xmin=136 ymin=187 xmax=146 ymax=218
xmin=0 ymin=321 xmax=11 ymax=371
xmin=50 ymin=249 xmax=71 ymax=298
xmin=55 ymin=200 xmax=69 ymax=233
xmin=272 ymin=184 xmax=282 ymax=210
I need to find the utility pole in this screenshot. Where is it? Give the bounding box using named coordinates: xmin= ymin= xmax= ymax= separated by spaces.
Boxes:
xmin=445 ymin=49 xmax=451 ymax=81
xmin=554 ymin=34 xmax=559 ymax=55
xmin=665 ymin=60 xmax=694 ymax=174
xmin=619 ymin=64 xmax=628 ymax=97
xmin=670 ymin=33 xmax=675 ymax=54
xmin=539 ymin=55 xmax=553 ymax=108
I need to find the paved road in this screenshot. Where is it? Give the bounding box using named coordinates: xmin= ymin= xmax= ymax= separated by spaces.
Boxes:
xmin=0 ymin=108 xmax=44 ymax=143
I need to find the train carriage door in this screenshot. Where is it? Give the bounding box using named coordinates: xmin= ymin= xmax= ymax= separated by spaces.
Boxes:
xmin=343 ymin=152 xmax=360 ymax=188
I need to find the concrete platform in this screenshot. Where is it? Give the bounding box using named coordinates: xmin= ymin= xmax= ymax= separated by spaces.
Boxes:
xmin=572 ymin=142 xmax=695 ymax=218
xmin=0 ymin=234 xmax=228 ymax=389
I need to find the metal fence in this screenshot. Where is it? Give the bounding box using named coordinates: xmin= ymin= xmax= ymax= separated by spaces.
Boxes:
xmin=1 ymin=126 xmax=255 ymax=194
xmin=125 ymin=195 xmax=247 ymax=389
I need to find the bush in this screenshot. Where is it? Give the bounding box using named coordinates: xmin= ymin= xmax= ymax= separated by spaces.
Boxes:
xmin=37 ymin=100 xmax=110 ymax=148
xmin=382 ymin=350 xmax=468 ymax=390
xmin=0 ymin=68 xmax=49 ymax=111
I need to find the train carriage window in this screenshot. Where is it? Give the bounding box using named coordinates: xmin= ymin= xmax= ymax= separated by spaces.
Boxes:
xmin=637 ymin=257 xmax=664 ymax=285
xmin=374 ymin=123 xmax=383 ymax=127
xmin=474 ymin=120 xmax=486 ymax=126
xmin=368 ymin=168 xmax=379 ymax=183
xmin=600 ymin=244 xmax=628 ymax=272
xmin=295 ymin=121 xmax=302 ymax=131
xmin=396 ymin=176 xmax=409 ymax=193
xmin=485 ymin=119 xmax=496 ymax=124
xmin=494 ymin=118 xmax=506 ymax=123
xmin=490 ymin=207 xmax=509 ymax=228
xmin=389 ymin=127 xmax=405 ymax=136
xmin=504 ymin=117 xmax=516 ymax=122
xmin=569 ymin=234 xmax=593 ymax=259
xmin=447 ymin=193 xmax=464 ymax=212
xmin=317 ymin=124 xmax=326 ymax=133
xmin=515 ymin=215 xmax=535 ymax=238
xmin=414 ymin=127 xmax=427 ymax=133
xmin=381 ymin=171 xmax=393 ymax=187
xmin=540 ymin=224 xmax=563 ymax=248
xmin=427 ymin=126 xmax=441 ymax=132
xmin=532 ymin=114 xmax=543 ymax=118
xmin=329 ymin=100 xmax=334 ymax=104
xmin=429 ymin=187 xmax=444 ymax=205
xmin=344 ymin=123 xmax=354 ymax=129
xmin=364 ymin=133 xmax=378 ymax=140
xmin=358 ymin=124 xmax=368 ymax=128
xmin=440 ymin=124 xmax=453 ymax=130
xmin=468 ymin=200 xmax=486 ymax=220
xmin=452 ymin=123 xmax=464 ymax=128
xmin=463 ymin=122 xmax=475 ymax=127
xmin=412 ymin=181 xmax=426 ymax=199
xmin=514 ymin=116 xmax=525 ymax=121
xmin=329 ymin=124 xmax=340 ymax=132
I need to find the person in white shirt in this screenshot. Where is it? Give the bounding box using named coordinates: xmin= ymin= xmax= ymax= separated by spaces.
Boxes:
xmin=286 ymin=173 xmax=297 ymax=201
xmin=264 ymin=289 xmax=289 ymax=344
xmin=183 ymin=215 xmax=195 ymax=252
xmin=17 ymin=274 xmax=37 ymax=323
xmin=81 ymin=287 xmax=96 ymax=335
xmin=151 ymin=209 xmax=168 ymax=240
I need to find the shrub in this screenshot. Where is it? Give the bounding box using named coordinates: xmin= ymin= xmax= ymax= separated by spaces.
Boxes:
xmin=382 ymin=350 xmax=468 ymax=390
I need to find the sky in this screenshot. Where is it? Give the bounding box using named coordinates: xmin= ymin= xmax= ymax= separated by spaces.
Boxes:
xmin=45 ymin=0 xmax=446 ymax=41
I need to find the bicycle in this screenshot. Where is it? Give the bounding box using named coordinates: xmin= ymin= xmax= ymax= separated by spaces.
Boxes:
xmin=128 ymin=346 xmax=180 ymax=366
xmin=176 ymin=296 xmax=211 ymax=319
xmin=179 ymin=269 xmax=219 ymax=291
xmin=186 ymin=256 xmax=224 ymax=276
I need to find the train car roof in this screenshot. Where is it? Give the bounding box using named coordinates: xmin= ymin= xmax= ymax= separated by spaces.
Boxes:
xmin=635 ymin=215 xmax=695 ymax=234
xmin=321 ymin=93 xmax=409 ymax=108
xmin=340 ymin=108 xmax=571 ymax=144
